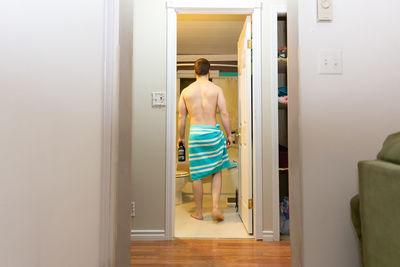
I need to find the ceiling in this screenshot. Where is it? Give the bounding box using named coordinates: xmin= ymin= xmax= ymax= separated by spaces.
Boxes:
xmin=177 ymin=14 xmax=247 ymax=55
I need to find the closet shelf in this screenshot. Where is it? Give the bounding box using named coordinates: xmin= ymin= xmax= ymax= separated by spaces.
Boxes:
xmin=278 ymin=102 xmax=287 ymax=109
xmin=278 ymin=58 xmax=287 ymax=72
xmin=279 ymin=168 xmax=289 ymax=171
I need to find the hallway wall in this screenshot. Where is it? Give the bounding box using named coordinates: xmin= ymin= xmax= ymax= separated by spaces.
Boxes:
xmin=290 ymin=0 xmax=400 ymax=266
xmin=131 ymin=0 xmax=167 ymax=231
xmin=0 ymin=1 xmax=105 ymax=266
xmin=131 ymin=0 xmax=287 ymax=237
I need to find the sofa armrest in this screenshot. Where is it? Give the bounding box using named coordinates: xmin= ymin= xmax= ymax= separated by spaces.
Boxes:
xmin=350 ymin=195 xmax=362 ymax=241
xmin=358 ymin=160 xmax=400 ymax=267
xmin=350 ymin=194 xmax=363 ymax=264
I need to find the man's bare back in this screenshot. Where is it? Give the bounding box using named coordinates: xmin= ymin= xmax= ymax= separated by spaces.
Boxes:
xmin=178 ymin=76 xmax=232 ymax=147
xmin=181 ymin=79 xmax=218 ymax=126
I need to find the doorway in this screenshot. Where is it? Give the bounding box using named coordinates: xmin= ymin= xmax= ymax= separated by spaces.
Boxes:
xmin=174 ymin=14 xmax=251 ymax=238
xmin=166 ymin=2 xmax=265 ymax=240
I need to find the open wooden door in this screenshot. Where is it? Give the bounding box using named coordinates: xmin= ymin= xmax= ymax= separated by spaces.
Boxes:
xmin=237 ymin=16 xmax=253 ymax=234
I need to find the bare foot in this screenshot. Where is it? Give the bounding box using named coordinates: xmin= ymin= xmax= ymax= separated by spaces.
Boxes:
xmin=190 ymin=212 xmax=203 ymax=220
xmin=211 ymin=209 xmax=224 ymax=222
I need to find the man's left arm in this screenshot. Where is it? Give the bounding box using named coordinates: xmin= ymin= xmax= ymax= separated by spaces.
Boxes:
xmin=217 ymin=87 xmax=232 ymax=148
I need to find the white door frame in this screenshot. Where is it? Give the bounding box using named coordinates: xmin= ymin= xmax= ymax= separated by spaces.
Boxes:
xmin=165 ymin=0 xmax=267 ymax=241
xmin=270 ymin=5 xmax=289 ymax=242
xmin=100 ymin=0 xmax=119 ymax=265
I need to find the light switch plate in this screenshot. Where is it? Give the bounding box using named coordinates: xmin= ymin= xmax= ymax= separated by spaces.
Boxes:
xmin=317 ymin=0 xmax=333 ymax=21
xmin=319 ymin=50 xmax=342 ymax=74
xmin=152 ymin=92 xmax=166 ymax=107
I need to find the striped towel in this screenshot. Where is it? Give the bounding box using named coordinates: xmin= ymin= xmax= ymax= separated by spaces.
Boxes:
xmin=188 ymin=124 xmax=230 ymax=181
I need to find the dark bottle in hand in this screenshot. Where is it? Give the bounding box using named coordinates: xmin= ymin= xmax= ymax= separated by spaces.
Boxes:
xmin=178 ymin=142 xmax=185 ymax=162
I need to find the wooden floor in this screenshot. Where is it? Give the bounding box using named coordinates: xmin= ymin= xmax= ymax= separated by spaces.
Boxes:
xmin=131 ymin=239 xmax=291 ymax=266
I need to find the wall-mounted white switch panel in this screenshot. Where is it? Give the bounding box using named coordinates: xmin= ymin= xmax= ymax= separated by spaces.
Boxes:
xmin=319 ymin=50 xmax=342 ymax=74
xmin=152 ymin=92 xmax=166 ymax=107
xmin=318 ymin=0 xmax=333 ymax=21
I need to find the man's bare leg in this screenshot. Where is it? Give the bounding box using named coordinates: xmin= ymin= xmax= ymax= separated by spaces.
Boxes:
xmin=191 ymin=179 xmax=203 ymax=220
xmin=211 ymin=171 xmax=224 ymax=221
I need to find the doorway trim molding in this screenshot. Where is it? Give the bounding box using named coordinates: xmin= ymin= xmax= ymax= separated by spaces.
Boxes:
xmin=270 ymin=4 xmax=289 ymax=242
xmin=165 ymin=0 xmax=264 ymax=240
xmin=100 ymin=0 xmax=119 ymax=266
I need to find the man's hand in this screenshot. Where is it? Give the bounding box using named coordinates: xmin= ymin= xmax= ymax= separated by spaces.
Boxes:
xmin=226 ymin=135 xmax=233 ymax=149
xmin=177 ymin=138 xmax=185 ymax=149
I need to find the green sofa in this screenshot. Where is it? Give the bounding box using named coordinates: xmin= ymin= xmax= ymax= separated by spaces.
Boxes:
xmin=351 ymin=132 xmax=400 ymax=267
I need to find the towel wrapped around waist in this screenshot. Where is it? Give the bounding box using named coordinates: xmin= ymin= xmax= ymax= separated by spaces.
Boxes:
xmin=188 ymin=124 xmax=230 ymax=181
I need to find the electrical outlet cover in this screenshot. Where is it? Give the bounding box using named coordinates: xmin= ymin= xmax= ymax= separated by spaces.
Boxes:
xmin=319 ymin=50 xmax=342 ymax=74
xmin=152 ymin=92 xmax=166 ymax=107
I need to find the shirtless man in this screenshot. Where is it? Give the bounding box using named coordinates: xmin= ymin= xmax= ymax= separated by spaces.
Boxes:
xmin=178 ymin=58 xmax=233 ymax=221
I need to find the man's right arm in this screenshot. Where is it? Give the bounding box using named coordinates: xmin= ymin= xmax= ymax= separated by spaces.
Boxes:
xmin=177 ymin=92 xmax=187 ymax=147
xmin=217 ymin=87 xmax=232 ymax=148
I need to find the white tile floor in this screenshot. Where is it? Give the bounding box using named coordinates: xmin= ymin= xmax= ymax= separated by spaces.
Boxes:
xmin=174 ymin=194 xmax=253 ymax=239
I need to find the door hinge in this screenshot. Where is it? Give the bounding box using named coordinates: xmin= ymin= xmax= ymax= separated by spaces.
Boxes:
xmin=248 ymin=199 xmax=253 ymax=209
xmin=247 ymin=39 xmax=252 ymax=49
xmin=131 ymin=201 xmax=135 ymax=217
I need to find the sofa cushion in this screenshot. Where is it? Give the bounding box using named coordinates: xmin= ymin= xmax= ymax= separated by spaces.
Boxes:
xmin=377 ymin=132 xmax=400 ymax=165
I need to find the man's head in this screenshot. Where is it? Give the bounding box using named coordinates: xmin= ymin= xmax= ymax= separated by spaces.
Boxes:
xmin=194 ymin=58 xmax=210 ymax=77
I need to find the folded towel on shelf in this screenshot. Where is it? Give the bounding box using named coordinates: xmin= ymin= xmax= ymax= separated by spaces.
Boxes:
xmin=278 ymin=96 xmax=288 ymax=104
xmin=278 ymin=86 xmax=288 ymax=97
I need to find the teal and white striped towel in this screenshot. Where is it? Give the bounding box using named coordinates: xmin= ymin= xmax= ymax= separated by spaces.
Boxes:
xmin=188 ymin=124 xmax=230 ymax=181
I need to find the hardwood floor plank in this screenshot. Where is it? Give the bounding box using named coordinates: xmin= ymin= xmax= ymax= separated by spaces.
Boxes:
xmin=131 ymin=239 xmax=290 ymax=266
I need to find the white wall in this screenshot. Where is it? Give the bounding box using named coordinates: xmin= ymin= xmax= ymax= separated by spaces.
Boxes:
xmin=0 ymin=1 xmax=104 ymax=266
xmin=296 ymin=0 xmax=400 ymax=266
xmin=131 ymin=0 xmax=167 ymax=230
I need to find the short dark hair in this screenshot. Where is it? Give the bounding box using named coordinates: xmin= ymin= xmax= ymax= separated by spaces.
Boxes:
xmin=194 ymin=58 xmax=210 ymax=76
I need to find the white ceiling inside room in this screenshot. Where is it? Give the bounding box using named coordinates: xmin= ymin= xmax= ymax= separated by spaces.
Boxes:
xmin=177 ymin=14 xmax=247 ymax=55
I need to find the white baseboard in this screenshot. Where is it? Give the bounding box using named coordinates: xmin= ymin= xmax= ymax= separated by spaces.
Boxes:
xmin=262 ymin=230 xmax=274 ymax=242
xmin=131 ymin=230 xmax=166 ymax=241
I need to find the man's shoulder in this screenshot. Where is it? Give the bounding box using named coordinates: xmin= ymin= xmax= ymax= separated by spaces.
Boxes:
xmin=181 ymin=86 xmax=191 ymax=95
xmin=210 ymin=82 xmax=222 ymax=92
